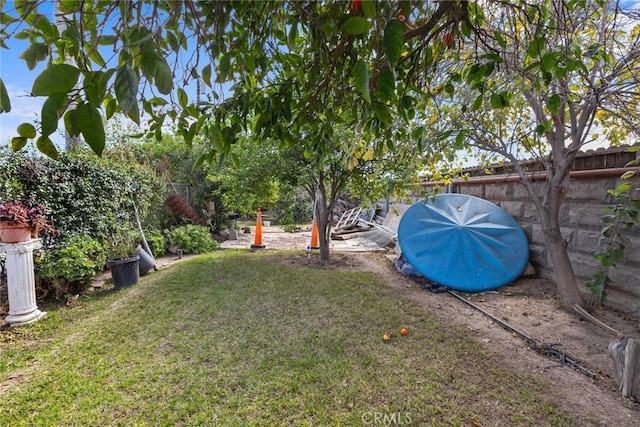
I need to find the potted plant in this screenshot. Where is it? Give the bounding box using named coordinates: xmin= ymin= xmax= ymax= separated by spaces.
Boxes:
xmin=0 ymin=200 xmax=55 ymax=243
xmin=104 ymin=227 xmax=141 ymax=289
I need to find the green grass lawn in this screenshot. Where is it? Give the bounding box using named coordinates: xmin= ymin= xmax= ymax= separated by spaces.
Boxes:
xmin=0 ymin=250 xmax=573 ymax=426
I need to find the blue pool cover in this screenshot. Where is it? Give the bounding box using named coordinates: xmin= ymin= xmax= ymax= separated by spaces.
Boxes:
xmin=398 ymin=194 xmax=529 ymax=292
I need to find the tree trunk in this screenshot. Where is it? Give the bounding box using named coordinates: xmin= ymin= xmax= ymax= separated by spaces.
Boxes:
xmin=518 ymin=157 xmax=585 ymax=310
xmin=317 ymin=200 xmax=331 ymax=260
xmin=542 ymin=225 xmax=585 ymax=309
xmin=316 ymin=175 xmax=332 ymax=261
xmin=307 ymin=169 xmax=347 ymax=261
xmin=537 ymin=163 xmax=585 ymax=309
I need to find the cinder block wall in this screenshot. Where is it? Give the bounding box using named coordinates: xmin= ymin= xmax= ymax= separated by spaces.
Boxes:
xmin=420 ymin=147 xmax=640 ymax=313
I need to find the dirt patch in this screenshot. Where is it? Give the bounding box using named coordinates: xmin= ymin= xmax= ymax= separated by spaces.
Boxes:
xmin=267 ymin=250 xmax=640 ymax=426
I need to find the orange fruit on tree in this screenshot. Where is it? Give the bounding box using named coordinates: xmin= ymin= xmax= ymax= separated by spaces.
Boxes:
xmin=443 ymin=32 xmax=453 ymax=47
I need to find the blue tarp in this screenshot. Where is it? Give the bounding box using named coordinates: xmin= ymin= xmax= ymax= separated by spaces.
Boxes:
xmin=397 ymin=194 xmax=529 ymax=292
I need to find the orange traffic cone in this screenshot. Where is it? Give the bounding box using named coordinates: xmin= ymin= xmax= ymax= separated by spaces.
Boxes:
xmin=308 ymin=219 xmax=320 ymax=250
xmin=251 ymin=209 xmax=266 ymax=249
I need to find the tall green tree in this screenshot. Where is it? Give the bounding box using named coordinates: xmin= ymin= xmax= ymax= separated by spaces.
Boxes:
xmin=207 ymin=141 xmax=282 ymax=217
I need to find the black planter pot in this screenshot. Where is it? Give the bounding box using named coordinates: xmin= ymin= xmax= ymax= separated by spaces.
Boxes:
xmin=108 ymin=255 xmax=140 ymax=289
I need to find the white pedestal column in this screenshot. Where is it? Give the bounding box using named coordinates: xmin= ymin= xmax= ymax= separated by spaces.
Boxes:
xmin=1 ymin=239 xmax=46 ymax=327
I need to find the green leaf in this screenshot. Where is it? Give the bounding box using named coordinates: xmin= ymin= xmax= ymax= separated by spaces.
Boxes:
xmin=472 ymin=95 xmax=483 ymax=110
xmin=41 ymin=94 xmax=67 ymax=137
xmin=177 ymin=88 xmax=189 ymax=108
xmin=541 ymin=52 xmax=555 ymax=72
xmin=376 ymin=68 xmax=395 ymax=102
xmin=287 ymin=23 xmax=298 ymax=51
xmin=0 ymin=12 xmax=17 ymax=25
xmin=84 ymin=69 xmax=115 ymax=106
xmin=17 ymin=122 xmax=36 ymax=138
xmin=466 ymin=62 xmax=491 ymax=85
xmin=62 ymin=23 xmax=81 ymax=46
xmin=362 ymin=0 xmax=376 ymax=17
xmin=353 ymin=59 xmax=370 ymax=104
xmin=621 ymin=171 xmax=637 ymax=180
xmin=36 ymin=136 xmax=59 ymax=159
xmin=77 ymin=103 xmax=105 ymax=156
xmin=96 ymin=34 xmax=116 ymax=46
xmin=114 ymin=64 xmax=139 ymax=124
xmin=142 ymin=47 xmax=173 ymax=94
xmin=320 ymin=19 xmax=338 ymax=35
xmin=184 ymin=122 xmax=197 ymax=147
xmin=126 ymin=26 xmax=153 ymax=47
xmin=209 ymin=124 xmax=225 ymax=151
xmin=63 ymin=109 xmax=81 ymax=137
xmin=493 ymin=31 xmax=506 ymax=48
xmin=154 ymin=66 xmax=174 ymax=95
xmin=461 ymin=21 xmax=472 ymax=38
xmin=32 ymin=64 xmax=80 ymax=96
xmin=548 ymin=93 xmax=561 ymax=114
xmin=19 ymin=42 xmax=49 ymax=70
xmin=527 ymin=37 xmax=545 ymax=58
xmin=343 ymin=17 xmax=370 ymax=35
xmin=58 ymin=0 xmax=81 ymax=13
xmin=34 ymin=14 xmax=57 ymax=39
xmin=585 ymin=43 xmax=600 ymax=58
xmin=148 ymin=97 xmax=168 ymax=106
xmin=383 ymin=19 xmax=404 ymax=68
xmin=490 ymin=92 xmax=509 ymax=109
xmin=222 ymin=126 xmax=235 ymax=146
xmin=167 ymin=31 xmax=179 ymax=51
xmin=193 ymin=153 xmax=207 ymax=170
xmin=11 ymin=136 xmax=28 ymax=151
xmin=105 ymin=96 xmax=117 ymax=120
xmin=553 ymin=65 xmax=566 ymax=80
xmin=202 ymin=64 xmax=212 ymax=88
xmin=88 ymin=49 xmax=106 ymax=67
xmin=372 ymin=103 xmax=390 ymax=124
xmin=445 ymin=82 xmax=454 ymax=98
xmin=400 ymin=95 xmax=413 ymax=110
xmin=0 ymin=78 xmax=10 ymax=113
xmin=386 ymin=139 xmax=395 ymax=151
xmin=218 ymin=52 xmax=231 ymax=80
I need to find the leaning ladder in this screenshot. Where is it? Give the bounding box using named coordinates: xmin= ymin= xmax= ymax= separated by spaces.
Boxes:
xmin=334 ymin=207 xmax=363 ymax=230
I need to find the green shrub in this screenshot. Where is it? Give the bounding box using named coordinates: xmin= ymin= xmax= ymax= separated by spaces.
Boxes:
xmin=274 ymin=189 xmax=312 ymax=225
xmin=0 ymin=149 xmax=164 ymax=244
xmin=143 ymin=231 xmax=166 ymax=258
xmin=165 ymin=225 xmax=219 ymax=254
xmin=281 ymin=224 xmax=299 ymax=233
xmin=37 ymin=235 xmax=107 ymax=299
